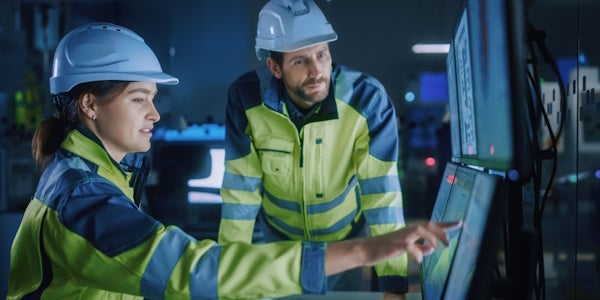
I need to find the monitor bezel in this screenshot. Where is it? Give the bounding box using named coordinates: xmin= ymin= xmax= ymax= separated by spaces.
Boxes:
xmin=447 ymin=0 xmax=532 ymax=181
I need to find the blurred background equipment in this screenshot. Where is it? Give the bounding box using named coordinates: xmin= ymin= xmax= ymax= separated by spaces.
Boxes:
xmin=0 ymin=0 xmax=598 ymax=298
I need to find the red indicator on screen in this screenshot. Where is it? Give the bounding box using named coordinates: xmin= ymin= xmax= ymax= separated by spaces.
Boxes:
xmin=446 ymin=174 xmax=457 ymax=184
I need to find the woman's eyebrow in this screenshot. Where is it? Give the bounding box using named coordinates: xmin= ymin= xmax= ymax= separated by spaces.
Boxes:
xmin=127 ymin=88 xmax=157 ymax=96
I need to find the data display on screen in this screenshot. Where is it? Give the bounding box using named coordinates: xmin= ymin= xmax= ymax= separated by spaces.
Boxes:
xmin=420 ymin=162 xmax=501 ymax=300
xmin=420 ymin=163 xmax=462 ymax=300
xmin=443 ymin=164 xmax=502 ymax=299
xmin=453 ymin=8 xmax=477 ymax=157
xmin=446 ymin=0 xmax=531 ymax=179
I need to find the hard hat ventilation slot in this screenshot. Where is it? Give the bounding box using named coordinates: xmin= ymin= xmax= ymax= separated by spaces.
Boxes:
xmin=285 ymin=0 xmax=309 ymax=16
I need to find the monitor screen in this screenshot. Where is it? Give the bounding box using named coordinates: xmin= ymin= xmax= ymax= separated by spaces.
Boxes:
xmin=443 ymin=167 xmax=505 ymax=299
xmin=420 ymin=162 xmax=461 ymax=300
xmin=420 ymin=161 xmax=504 ymax=300
xmin=453 ymin=7 xmax=477 ymax=158
xmin=447 ymin=0 xmax=532 ymax=180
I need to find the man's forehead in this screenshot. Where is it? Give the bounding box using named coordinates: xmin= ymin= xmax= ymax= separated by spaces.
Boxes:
xmin=283 ymin=42 xmax=330 ymax=59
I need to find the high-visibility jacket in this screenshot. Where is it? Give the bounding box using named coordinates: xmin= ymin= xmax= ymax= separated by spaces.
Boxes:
xmin=218 ymin=64 xmax=408 ymax=292
xmin=8 ymin=127 xmax=326 ymax=299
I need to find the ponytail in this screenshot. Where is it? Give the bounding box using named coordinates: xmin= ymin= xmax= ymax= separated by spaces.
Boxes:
xmin=31 ymin=94 xmax=78 ymax=171
xmin=31 ymin=81 xmax=130 ymax=172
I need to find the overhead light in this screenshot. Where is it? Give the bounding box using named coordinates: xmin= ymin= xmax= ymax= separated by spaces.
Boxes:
xmin=412 ymin=43 xmax=450 ymax=54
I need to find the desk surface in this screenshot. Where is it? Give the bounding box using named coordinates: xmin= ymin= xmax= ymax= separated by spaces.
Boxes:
xmin=272 ymin=291 xmax=384 ymax=300
xmin=270 ymin=291 xmax=422 ymax=300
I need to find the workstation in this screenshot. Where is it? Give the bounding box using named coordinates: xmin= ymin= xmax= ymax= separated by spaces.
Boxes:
xmin=1 ymin=0 xmax=599 ymax=299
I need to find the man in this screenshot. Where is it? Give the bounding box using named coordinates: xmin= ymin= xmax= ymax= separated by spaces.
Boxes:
xmin=218 ymin=0 xmax=407 ymax=296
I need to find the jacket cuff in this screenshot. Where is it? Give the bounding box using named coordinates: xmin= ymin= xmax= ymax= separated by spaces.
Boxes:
xmin=378 ymin=275 xmax=408 ymax=293
xmin=300 ymin=241 xmax=327 ymax=294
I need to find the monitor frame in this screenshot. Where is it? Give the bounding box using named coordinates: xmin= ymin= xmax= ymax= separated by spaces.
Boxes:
xmin=420 ymin=161 xmax=505 ymax=300
xmin=447 ymin=0 xmax=533 ymax=182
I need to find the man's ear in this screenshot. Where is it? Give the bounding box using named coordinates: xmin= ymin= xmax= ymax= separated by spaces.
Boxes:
xmin=266 ymin=57 xmax=283 ymax=79
xmin=78 ymin=93 xmax=97 ymax=121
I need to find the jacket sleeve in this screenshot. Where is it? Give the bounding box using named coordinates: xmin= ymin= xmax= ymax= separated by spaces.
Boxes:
xmin=42 ymin=180 xmax=327 ymax=299
xmin=218 ymin=77 xmax=265 ymax=245
xmin=353 ymin=79 xmax=408 ymax=293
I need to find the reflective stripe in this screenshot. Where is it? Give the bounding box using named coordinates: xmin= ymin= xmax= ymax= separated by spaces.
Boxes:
xmin=264 ymin=176 xmax=357 ymax=215
xmin=221 ymin=203 xmax=261 ymax=220
xmin=264 ymin=213 xmax=305 ymax=236
xmin=359 ymin=175 xmax=400 ymax=195
xmin=266 ymin=206 xmax=364 ymax=239
xmin=265 ymin=190 xmax=301 ymax=212
xmin=310 ymin=208 xmax=357 ymax=236
xmin=190 ymin=244 xmax=221 ymax=299
xmin=263 ymin=177 xmax=360 ymax=238
xmin=140 ymin=227 xmax=193 ymax=299
xmin=221 ymin=172 xmax=262 ymax=192
xmin=307 ymin=176 xmax=357 ymax=214
xmin=363 ymin=207 xmax=405 ymax=225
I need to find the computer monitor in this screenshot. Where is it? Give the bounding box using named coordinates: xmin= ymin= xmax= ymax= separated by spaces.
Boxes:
xmin=420 ymin=161 xmax=504 ymax=300
xmin=443 ymin=170 xmax=505 ymax=299
xmin=420 ymin=162 xmax=462 ymax=300
xmin=447 ymin=0 xmax=532 ymax=181
xmin=145 ymin=123 xmax=226 ymax=240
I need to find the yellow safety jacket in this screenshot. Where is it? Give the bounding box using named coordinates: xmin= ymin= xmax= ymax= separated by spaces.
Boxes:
xmin=219 ymin=64 xmax=408 ymax=292
xmin=8 ymin=127 xmax=326 ymax=299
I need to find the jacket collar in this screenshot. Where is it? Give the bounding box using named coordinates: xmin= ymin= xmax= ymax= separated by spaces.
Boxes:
xmin=60 ymin=126 xmax=126 ymax=177
xmin=59 ymin=126 xmax=149 ymax=203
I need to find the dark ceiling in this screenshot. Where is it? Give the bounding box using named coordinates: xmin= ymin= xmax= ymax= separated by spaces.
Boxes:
xmin=0 ymin=0 xmax=596 ymax=123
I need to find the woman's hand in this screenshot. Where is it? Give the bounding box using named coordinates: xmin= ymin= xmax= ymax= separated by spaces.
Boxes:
xmin=362 ymin=221 xmax=462 ymax=265
xmin=325 ymin=221 xmax=462 ymax=275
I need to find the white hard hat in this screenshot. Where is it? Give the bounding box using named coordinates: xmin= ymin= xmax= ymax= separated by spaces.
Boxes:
xmin=255 ymin=0 xmax=338 ymax=60
xmin=50 ymin=22 xmax=178 ymax=94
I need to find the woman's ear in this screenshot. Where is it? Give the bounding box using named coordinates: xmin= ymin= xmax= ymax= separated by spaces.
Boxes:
xmin=266 ymin=57 xmax=283 ymax=79
xmin=78 ymin=93 xmax=97 ymax=121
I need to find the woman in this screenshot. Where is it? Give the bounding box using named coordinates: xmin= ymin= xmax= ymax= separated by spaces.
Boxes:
xmin=8 ymin=22 xmax=460 ymax=299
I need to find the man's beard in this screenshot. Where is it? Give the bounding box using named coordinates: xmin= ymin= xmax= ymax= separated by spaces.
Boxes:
xmin=292 ymin=77 xmax=329 ymax=103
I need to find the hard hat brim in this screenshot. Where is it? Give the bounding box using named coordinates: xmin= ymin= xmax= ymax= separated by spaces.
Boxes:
xmin=50 ymin=71 xmax=179 ymax=94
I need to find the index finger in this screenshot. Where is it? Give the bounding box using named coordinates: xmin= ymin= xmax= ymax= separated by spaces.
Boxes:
xmin=425 ymin=220 xmax=463 ymax=246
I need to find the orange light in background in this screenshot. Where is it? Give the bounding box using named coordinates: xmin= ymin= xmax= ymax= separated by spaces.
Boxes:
xmin=425 ymin=156 xmax=436 ymax=167
xmin=490 ymin=144 xmax=495 ymax=156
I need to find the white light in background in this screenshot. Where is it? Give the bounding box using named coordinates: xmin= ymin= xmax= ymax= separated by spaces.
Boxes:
xmin=188 ymin=191 xmax=222 ymax=204
xmin=412 ymin=43 xmax=450 ymax=54
xmin=187 ymin=148 xmax=225 ymax=204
